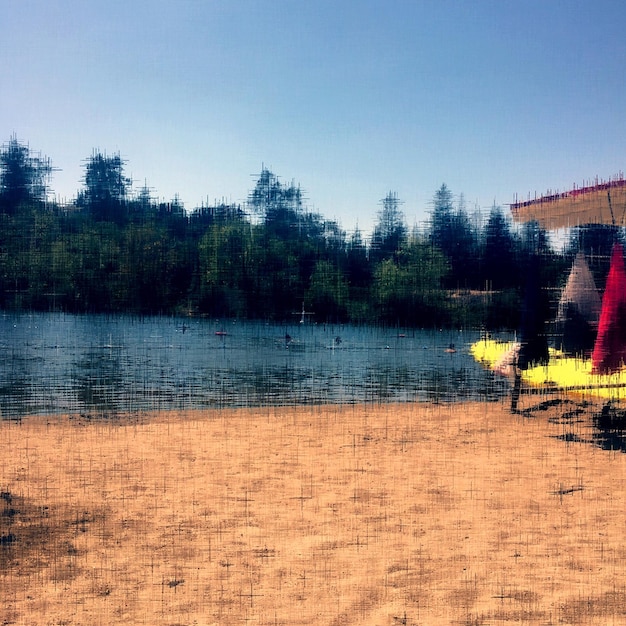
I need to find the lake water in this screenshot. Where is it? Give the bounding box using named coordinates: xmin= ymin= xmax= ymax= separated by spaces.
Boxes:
xmin=0 ymin=312 xmax=510 ymax=419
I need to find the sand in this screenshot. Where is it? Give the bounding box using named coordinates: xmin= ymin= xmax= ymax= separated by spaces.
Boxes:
xmin=2 ymin=398 xmax=626 ymax=625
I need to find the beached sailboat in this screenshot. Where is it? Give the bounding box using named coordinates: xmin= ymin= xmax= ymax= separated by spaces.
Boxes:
xmin=472 ymin=244 xmax=626 ymax=400
xmin=476 ymin=174 xmax=626 ymax=403
xmin=591 ymin=243 xmax=626 ymax=374
xmin=553 ymin=250 xmax=601 ymax=357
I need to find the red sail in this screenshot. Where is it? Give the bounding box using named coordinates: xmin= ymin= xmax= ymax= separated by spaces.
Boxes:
xmin=592 ymin=243 xmax=626 ymax=373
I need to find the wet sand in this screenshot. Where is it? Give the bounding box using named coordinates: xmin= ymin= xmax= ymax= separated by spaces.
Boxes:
xmin=2 ymin=398 xmax=626 ymax=625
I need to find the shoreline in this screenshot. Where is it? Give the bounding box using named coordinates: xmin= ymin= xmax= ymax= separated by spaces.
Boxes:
xmin=2 ymin=398 xmax=626 ymax=625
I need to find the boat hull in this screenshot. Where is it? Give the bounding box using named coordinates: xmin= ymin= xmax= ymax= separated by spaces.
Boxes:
xmin=471 ymin=339 xmax=626 ymax=400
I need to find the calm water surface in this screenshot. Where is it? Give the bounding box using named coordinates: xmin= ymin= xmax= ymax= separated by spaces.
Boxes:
xmin=0 ymin=312 xmax=510 ymax=418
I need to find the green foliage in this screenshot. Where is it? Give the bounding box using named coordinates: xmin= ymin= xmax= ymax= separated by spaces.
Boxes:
xmin=80 ymin=151 xmax=132 ymax=223
xmin=249 ymin=167 xmax=304 ymax=239
xmin=59 ymin=224 xmax=123 ymax=311
xmin=428 ymin=184 xmax=480 ymax=289
xmin=0 ymin=136 xmax=52 ymax=214
xmin=198 ymin=218 xmax=253 ymax=317
xmin=306 ymin=259 xmax=349 ymax=322
xmin=482 ymin=204 xmax=517 ymax=290
xmin=373 ymin=233 xmax=449 ymax=326
xmin=429 ymin=183 xmax=454 ymax=251
xmin=370 ymin=191 xmax=407 ymax=262
xmin=0 ymin=139 xmax=573 ymax=329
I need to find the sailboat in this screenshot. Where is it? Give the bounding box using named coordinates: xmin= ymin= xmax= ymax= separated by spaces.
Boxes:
xmin=471 ymin=244 xmax=626 ymax=400
xmin=553 ymin=250 xmax=601 ymax=357
xmin=591 ymin=243 xmax=626 ymax=373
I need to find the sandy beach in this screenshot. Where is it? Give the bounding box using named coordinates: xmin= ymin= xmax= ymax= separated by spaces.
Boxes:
xmin=2 ymin=397 xmax=626 ymax=625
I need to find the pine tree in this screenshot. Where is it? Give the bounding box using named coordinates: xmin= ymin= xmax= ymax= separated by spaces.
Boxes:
xmin=81 ymin=151 xmax=132 ymax=223
xmin=370 ymin=191 xmax=407 ymax=261
xmin=0 ymin=136 xmax=52 ymax=214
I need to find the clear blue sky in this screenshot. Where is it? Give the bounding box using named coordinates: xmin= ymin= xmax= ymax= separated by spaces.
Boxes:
xmin=3 ymin=0 xmax=626 ymax=236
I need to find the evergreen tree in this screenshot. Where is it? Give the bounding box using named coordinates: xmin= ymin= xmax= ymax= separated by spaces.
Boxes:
xmin=373 ymin=231 xmax=448 ymax=325
xmin=249 ymin=167 xmax=303 ymax=239
xmin=428 ymin=184 xmax=478 ymax=289
xmin=565 ymin=223 xmax=620 ymax=288
xmin=370 ymin=191 xmax=407 ymax=262
xmin=130 ymin=182 xmax=157 ymax=220
xmin=306 ymin=259 xmax=349 ymax=322
xmin=81 ymin=151 xmax=131 ymax=223
xmin=482 ymin=204 xmax=516 ymax=290
xmin=346 ymin=228 xmax=371 ymax=286
xmin=518 ymin=220 xmax=551 ymax=256
xmin=198 ymin=217 xmax=253 ymax=317
xmin=0 ymin=136 xmax=52 ymax=214
xmin=429 ymin=183 xmax=454 ymax=253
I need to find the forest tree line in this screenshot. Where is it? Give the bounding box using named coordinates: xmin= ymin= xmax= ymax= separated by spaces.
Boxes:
xmin=0 ymin=136 xmax=620 ymax=329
